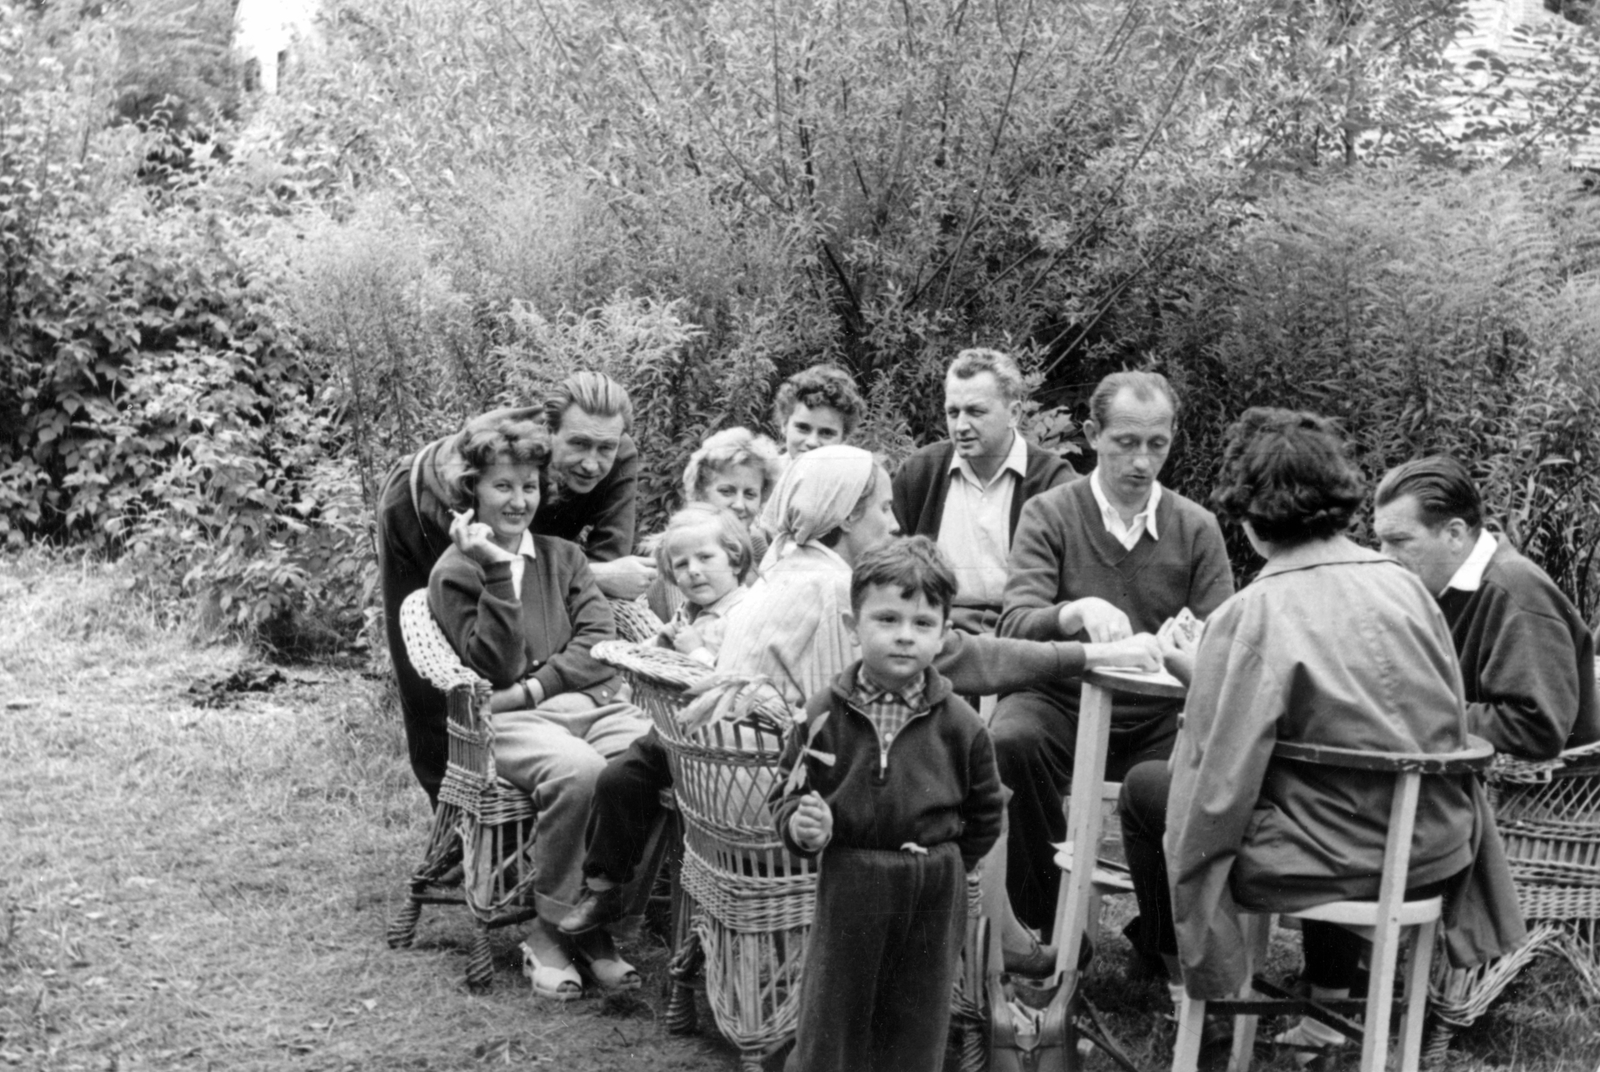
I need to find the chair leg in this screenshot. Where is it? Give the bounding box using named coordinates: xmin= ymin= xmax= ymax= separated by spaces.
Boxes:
xmin=466 ymin=922 xmax=494 ymax=991
xmin=1397 ymin=921 xmax=1438 ymax=1072
xmin=665 ymin=930 xmax=701 ymax=1036
xmin=1173 ymin=993 xmax=1207 ymax=1072
xmin=387 ymin=891 xmax=422 ymax=949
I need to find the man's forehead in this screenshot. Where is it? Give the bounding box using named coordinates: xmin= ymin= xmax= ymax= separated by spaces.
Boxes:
xmin=1100 ymin=387 xmax=1172 ymax=427
xmin=1374 ymin=495 xmax=1429 ymax=535
xmin=558 ymin=406 xmax=624 ymax=441
xmin=945 ymin=371 xmax=1006 ymax=405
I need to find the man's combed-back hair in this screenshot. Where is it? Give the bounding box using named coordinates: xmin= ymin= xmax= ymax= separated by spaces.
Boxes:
xmin=849 ymin=535 xmax=959 ymax=617
xmin=948 ymin=348 xmax=1026 ymax=403
xmin=1088 ymin=370 xmax=1180 ymax=427
xmin=770 ymin=364 xmax=866 ymax=435
xmin=448 ymin=419 xmax=550 ymax=510
xmin=547 ymin=371 xmax=634 ymax=434
xmin=1374 ymin=454 xmax=1484 ymax=532
xmin=1210 ymin=407 xmax=1365 ymax=545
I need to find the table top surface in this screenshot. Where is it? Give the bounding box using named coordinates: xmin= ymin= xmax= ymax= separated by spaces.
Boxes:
xmin=1083 ymin=664 xmax=1187 ymax=699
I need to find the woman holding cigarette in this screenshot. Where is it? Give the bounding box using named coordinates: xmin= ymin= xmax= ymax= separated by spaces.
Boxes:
xmin=427 ymin=414 xmax=651 ymax=1001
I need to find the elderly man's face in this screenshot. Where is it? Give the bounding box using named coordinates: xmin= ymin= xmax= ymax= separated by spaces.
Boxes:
xmin=945 ymin=371 xmax=1019 ymax=465
xmin=1373 ymin=493 xmax=1472 ymax=594
xmin=550 ymin=405 xmax=625 ymax=495
xmin=1085 ymin=388 xmax=1174 ymax=513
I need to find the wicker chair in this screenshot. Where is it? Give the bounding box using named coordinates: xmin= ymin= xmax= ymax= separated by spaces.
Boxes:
xmin=384 ymin=591 xmax=667 ymax=990
xmin=594 ymin=640 xmax=995 ymax=1071
xmin=386 ymin=589 xmax=540 ymax=989
xmin=1428 ymin=727 xmax=1600 ymax=1059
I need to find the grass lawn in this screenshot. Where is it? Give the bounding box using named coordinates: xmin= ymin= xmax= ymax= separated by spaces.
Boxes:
xmin=2 ymin=551 xmax=1596 ymax=1071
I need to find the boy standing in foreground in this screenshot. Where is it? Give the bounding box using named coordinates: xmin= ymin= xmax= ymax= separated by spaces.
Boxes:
xmin=773 ymin=536 xmax=1004 ymax=1071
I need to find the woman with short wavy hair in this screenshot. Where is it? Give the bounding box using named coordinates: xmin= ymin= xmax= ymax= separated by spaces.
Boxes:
xmin=427 ymin=416 xmax=651 ymax=1002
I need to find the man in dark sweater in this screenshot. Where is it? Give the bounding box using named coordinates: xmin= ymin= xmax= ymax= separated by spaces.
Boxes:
xmin=377 ymin=371 xmax=651 ymax=803
xmin=1375 ymin=454 xmax=1600 ymax=761
xmin=992 ymin=371 xmax=1235 ymax=934
xmin=892 ymin=348 xmax=1073 ymax=634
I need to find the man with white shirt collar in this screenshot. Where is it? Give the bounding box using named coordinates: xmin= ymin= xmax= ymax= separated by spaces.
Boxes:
xmin=892 ymin=348 xmax=1073 ymax=634
xmin=990 ymin=370 xmax=1235 ymax=934
xmin=1375 ymin=454 xmax=1600 ymax=760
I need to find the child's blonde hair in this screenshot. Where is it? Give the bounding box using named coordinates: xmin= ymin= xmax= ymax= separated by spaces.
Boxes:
xmin=682 ymin=427 xmax=783 ymax=503
xmin=655 ymin=503 xmax=756 ymax=591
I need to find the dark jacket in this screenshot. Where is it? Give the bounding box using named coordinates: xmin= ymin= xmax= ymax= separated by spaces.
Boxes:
xmin=891 ymin=438 xmax=1073 ymax=547
xmin=771 ymin=663 xmax=1004 ymax=871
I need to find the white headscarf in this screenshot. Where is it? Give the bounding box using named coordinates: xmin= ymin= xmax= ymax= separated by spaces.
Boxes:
xmin=761 ymin=445 xmax=878 ymax=568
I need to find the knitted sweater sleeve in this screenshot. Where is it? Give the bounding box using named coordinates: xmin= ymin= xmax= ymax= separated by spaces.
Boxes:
xmin=1465 ymin=590 xmax=1583 ymax=761
xmin=935 ymin=630 xmax=1087 ymax=694
xmin=998 ymin=495 xmax=1070 ymax=640
xmin=957 ymin=725 xmax=1004 ymax=871
xmin=428 ymin=555 xmax=527 ymax=688
xmin=1186 ymin=511 xmax=1236 ymax=618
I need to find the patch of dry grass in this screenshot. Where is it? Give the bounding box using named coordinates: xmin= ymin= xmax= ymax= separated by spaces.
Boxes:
xmin=2 ymin=549 xmax=1595 ymax=1071
xmin=0 ymin=551 xmax=728 ymax=1071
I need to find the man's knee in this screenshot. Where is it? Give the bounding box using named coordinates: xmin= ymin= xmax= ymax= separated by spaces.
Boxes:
xmin=1118 ymin=760 xmax=1171 ymax=841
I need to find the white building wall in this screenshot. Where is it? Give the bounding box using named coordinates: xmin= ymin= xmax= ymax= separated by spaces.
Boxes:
xmin=234 ymin=0 xmax=320 ymax=94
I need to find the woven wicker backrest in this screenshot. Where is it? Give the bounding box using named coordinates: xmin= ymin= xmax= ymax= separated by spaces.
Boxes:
xmin=399 ymin=589 xmax=482 ymax=692
xmin=609 ymin=597 xmax=665 ymax=645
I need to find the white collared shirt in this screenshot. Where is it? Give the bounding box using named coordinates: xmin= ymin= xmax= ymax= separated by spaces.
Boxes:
xmin=1089 ymin=467 xmax=1162 ymax=551
xmin=1441 ymin=529 xmax=1498 ymax=595
xmin=937 ymin=431 xmax=1028 ymax=605
xmin=508 ymin=530 xmax=539 ymax=599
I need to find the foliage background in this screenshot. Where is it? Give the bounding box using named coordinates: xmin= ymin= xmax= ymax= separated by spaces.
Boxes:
xmin=4 ymin=0 xmax=1600 ymax=650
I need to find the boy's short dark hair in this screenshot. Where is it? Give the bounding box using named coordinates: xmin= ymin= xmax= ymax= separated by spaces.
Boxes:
xmin=771 ymin=364 xmax=866 ymax=435
xmin=849 ymin=535 xmax=959 ymax=618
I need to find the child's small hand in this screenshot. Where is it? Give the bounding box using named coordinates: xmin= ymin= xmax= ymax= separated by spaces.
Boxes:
xmin=671 ymin=624 xmax=706 ymax=656
xmin=789 ymin=792 xmax=833 ymax=852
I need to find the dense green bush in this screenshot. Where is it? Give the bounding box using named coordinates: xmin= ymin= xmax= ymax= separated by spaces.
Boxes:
xmin=1164 ymin=165 xmax=1600 ymax=613
xmin=1 ymin=3 xmax=369 ymax=652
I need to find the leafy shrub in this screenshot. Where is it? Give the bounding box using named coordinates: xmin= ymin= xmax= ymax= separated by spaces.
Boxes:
xmin=1165 ymin=165 xmax=1600 ymax=613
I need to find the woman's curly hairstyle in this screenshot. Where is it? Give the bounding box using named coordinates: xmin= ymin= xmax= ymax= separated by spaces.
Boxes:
xmin=446 ymin=418 xmax=551 ymax=511
xmin=770 ymin=364 xmax=866 ymax=436
xmin=1210 ymin=407 xmax=1366 ymax=545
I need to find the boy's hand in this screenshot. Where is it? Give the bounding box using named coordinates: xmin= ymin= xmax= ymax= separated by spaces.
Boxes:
xmin=671 ymin=624 xmax=706 ymax=656
xmin=789 ymin=792 xmax=833 ymax=852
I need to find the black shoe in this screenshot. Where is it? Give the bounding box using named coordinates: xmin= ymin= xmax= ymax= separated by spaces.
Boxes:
xmin=558 ymin=885 xmax=625 ymax=936
xmin=1002 ymin=932 xmax=1093 ymax=978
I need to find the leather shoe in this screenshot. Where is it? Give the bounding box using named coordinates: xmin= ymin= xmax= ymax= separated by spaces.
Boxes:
xmin=558 ymin=885 xmax=625 ymax=935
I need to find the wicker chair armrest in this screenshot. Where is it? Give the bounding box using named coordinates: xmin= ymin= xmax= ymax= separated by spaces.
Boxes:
xmin=400 ymin=589 xmax=485 ymax=692
xmin=593 ymin=639 xmax=714 ymax=689
xmin=609 ymin=598 xmax=666 ymax=645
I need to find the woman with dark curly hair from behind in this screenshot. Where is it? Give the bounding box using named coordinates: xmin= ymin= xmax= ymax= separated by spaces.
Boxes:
xmin=1118 ymin=408 xmax=1524 ymax=1062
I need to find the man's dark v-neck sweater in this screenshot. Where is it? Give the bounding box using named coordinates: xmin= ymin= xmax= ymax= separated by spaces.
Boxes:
xmin=997 ymin=475 xmax=1234 ymax=722
xmin=1436 ymin=535 xmax=1600 ymax=760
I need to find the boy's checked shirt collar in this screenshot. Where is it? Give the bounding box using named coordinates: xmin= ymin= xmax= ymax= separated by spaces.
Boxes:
xmin=851 ymin=669 xmax=932 ymax=757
